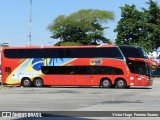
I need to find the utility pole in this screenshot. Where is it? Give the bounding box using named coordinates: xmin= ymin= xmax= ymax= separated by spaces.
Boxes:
xmin=29 ymin=0 xmax=32 ymax=46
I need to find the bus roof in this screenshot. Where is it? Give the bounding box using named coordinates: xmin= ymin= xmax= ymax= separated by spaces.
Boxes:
xmin=2 ymin=44 xmax=116 ymax=50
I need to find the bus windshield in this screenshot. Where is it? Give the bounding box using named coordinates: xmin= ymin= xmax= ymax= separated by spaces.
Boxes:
xmin=127 ymin=60 xmax=151 ymax=76
xmin=118 ymin=45 xmax=148 ymax=58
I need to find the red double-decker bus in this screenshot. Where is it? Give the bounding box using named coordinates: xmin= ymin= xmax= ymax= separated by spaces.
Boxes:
xmin=1 ymin=45 xmax=152 ymax=88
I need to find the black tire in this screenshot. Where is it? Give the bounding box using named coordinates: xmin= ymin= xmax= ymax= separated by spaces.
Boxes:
xmin=33 ymin=78 xmax=44 ymax=87
xmin=21 ymin=78 xmax=31 ymax=87
xmin=115 ymin=79 xmax=127 ymax=88
xmin=100 ymin=79 xmax=112 ymax=88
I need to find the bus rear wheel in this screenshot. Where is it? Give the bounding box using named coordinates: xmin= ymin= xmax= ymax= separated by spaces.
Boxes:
xmin=33 ymin=78 xmax=44 ymax=87
xmin=100 ymin=79 xmax=112 ymax=88
xmin=21 ymin=78 xmax=31 ymax=87
xmin=115 ymin=79 xmax=126 ymax=88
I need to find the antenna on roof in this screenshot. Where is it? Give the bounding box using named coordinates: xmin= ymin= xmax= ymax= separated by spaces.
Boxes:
xmin=29 ymin=0 xmax=32 ymax=46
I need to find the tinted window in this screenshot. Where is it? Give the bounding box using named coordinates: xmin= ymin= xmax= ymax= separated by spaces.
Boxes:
xmin=65 ymin=48 xmax=99 ymax=58
xmin=4 ymin=47 xmax=123 ymax=59
xmin=75 ymin=66 xmax=87 ymax=74
xmin=137 ymin=47 xmax=148 ymax=59
xmin=97 ymin=66 xmax=124 ymax=75
xmin=100 ymin=47 xmax=123 ymax=59
xmin=87 ymin=66 xmax=97 ymax=74
xmin=127 ymin=60 xmax=148 ymax=75
xmin=119 ymin=46 xmax=145 ymax=58
xmin=41 ymin=66 xmax=75 ymax=74
xmin=41 ymin=66 xmax=124 ymax=75
xmin=129 ymin=65 xmax=146 ymax=75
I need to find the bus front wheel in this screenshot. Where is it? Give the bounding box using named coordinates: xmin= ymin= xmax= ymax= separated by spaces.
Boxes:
xmin=33 ymin=78 xmax=44 ymax=87
xmin=21 ymin=78 xmax=31 ymax=87
xmin=100 ymin=78 xmax=112 ymax=88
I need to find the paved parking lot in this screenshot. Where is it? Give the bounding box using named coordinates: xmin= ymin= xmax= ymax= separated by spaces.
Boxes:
xmin=0 ymin=79 xmax=160 ymax=120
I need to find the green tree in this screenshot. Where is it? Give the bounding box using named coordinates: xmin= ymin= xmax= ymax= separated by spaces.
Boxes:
xmin=114 ymin=5 xmax=146 ymax=46
xmin=48 ymin=9 xmax=114 ymax=46
xmin=58 ymin=42 xmax=82 ymax=46
xmin=142 ymin=0 xmax=160 ymax=50
xmin=115 ymin=0 xmax=160 ymax=52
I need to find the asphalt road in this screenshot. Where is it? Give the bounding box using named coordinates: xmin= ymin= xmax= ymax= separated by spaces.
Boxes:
xmin=0 ymin=79 xmax=160 ymax=120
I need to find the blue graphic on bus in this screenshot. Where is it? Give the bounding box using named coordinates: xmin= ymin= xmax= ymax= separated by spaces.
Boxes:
xmin=32 ymin=58 xmax=44 ymax=71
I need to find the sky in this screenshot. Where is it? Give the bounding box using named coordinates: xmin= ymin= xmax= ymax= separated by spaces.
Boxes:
xmin=0 ymin=0 xmax=158 ymax=47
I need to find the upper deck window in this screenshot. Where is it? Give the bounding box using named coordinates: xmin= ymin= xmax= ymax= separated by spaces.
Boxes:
xmin=4 ymin=47 xmax=123 ymax=59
